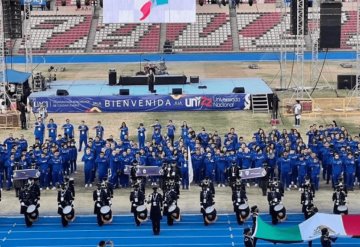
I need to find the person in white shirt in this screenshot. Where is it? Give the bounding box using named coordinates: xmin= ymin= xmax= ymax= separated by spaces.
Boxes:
xmin=293 ymin=100 xmax=302 ymax=127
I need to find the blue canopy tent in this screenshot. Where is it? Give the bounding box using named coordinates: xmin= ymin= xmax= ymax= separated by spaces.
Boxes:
xmin=3 ymin=69 xmax=31 ymax=84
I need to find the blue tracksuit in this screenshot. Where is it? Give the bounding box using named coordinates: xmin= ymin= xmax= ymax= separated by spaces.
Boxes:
xmin=204 ymin=156 xmax=215 ymax=181
xmin=297 ymin=159 xmax=307 ymax=186
xmin=96 ymin=156 xmax=108 ymax=182
xmin=215 ymin=154 xmax=227 ymax=184
xmin=241 ymin=152 xmax=253 ymax=169
xmin=120 ymin=127 xmax=128 ymax=141
xmin=50 ymin=155 xmax=63 ymax=186
xmin=180 ymin=158 xmax=189 ymax=189
xmin=137 ymin=127 xmax=146 ymax=148
xmin=109 ymin=154 xmax=121 ymax=187
xmin=279 ymin=156 xmax=291 ymax=189
xmin=167 ymin=124 xmax=176 ymax=143
xmin=344 ymin=156 xmax=355 ymax=189
xmin=82 ymin=153 xmax=95 ymax=185
xmin=38 ymin=156 xmax=49 ymax=188
xmin=191 ymin=153 xmax=204 ymax=183
xmin=310 ymin=160 xmax=321 ymax=190
xmin=331 ymin=158 xmax=343 ymax=187
xmin=94 ymin=125 xmax=104 ymax=140
xmin=47 ymin=123 xmax=57 ymax=140
xmin=34 ymin=122 xmax=45 ymax=144
xmin=62 ymin=123 xmax=74 ymax=139
xmin=4 ymin=158 xmax=15 ymax=189
xmin=69 ymin=145 xmax=77 ymax=173
xmin=78 ymin=124 xmax=89 ymax=151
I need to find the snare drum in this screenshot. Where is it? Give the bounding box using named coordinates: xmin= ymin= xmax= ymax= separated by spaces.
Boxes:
xmin=136 ymin=205 xmax=148 ymax=222
xmin=238 ymin=203 xmax=250 ymax=220
xmin=168 ymin=204 xmax=181 ymax=221
xmin=336 ymin=205 xmax=348 ymax=215
xmin=100 ymin=206 xmax=113 ymax=223
xmin=63 ymin=205 xmax=75 ymax=221
xmin=205 ymin=206 xmax=217 ymax=224
xmin=26 ymin=205 xmax=39 ymax=222
xmin=274 ymin=204 xmax=287 ymax=221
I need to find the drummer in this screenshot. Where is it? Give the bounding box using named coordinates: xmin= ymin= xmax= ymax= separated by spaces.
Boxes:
xmin=130 ymin=184 xmax=145 ymax=226
xmin=19 ymin=182 xmax=40 ymax=227
xmin=200 ymin=183 xmax=215 ymax=226
xmin=332 ymin=182 xmax=348 ymax=215
xmin=57 ymin=183 xmax=75 ymax=227
xmin=232 ymin=181 xmax=248 ymax=224
xmin=163 ymin=182 xmax=179 ymax=226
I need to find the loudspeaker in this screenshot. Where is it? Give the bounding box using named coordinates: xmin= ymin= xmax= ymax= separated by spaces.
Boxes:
xmin=109 ymin=69 xmax=117 ymax=86
xmin=232 ymin=87 xmax=245 ymax=93
xmin=2 ymin=0 xmax=22 ymax=39
xmin=320 ymin=2 xmax=342 ymax=49
xmin=172 ymin=88 xmax=182 ymax=95
xmin=190 ymin=76 xmax=200 ymax=83
xmin=119 ymin=89 xmax=130 ymax=95
xmin=290 ymin=0 xmax=309 ymax=35
xmin=56 ymin=89 xmax=69 ymax=96
xmin=337 ymin=75 xmax=356 ymax=89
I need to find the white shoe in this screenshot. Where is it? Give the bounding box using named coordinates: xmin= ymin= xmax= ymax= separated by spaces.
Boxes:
xmin=85 ymin=184 xmax=88 ymax=188
xmin=287 ymin=188 xmax=291 ymax=191
xmin=40 ymin=188 xmax=43 ymax=191
xmin=246 ymin=183 xmax=250 ymax=188
xmin=294 ymin=185 xmax=298 ymax=189
xmin=217 ymin=184 xmax=221 ymax=188
xmin=89 ymin=184 xmax=93 ymax=188
xmin=298 ymin=188 xmax=302 ymax=192
xmin=222 ymin=184 xmax=225 ymax=187
xmin=52 ymin=187 xmax=56 ymax=190
xmin=254 ymin=183 xmax=258 ymax=187
xmin=289 ymin=185 xmax=292 ymax=189
xmin=46 ymin=187 xmax=50 ymax=190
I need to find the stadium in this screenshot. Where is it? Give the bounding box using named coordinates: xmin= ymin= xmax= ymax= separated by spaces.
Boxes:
xmin=1 ymin=0 xmax=360 ymax=246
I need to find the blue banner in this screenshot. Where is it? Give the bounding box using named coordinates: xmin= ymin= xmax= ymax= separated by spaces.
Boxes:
xmin=21 ymin=0 xmax=46 ymax=5
xmin=30 ymin=94 xmax=251 ymax=113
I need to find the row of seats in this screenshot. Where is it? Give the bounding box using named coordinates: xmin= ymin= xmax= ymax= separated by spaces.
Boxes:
xmin=11 ymin=10 xmax=359 ymax=54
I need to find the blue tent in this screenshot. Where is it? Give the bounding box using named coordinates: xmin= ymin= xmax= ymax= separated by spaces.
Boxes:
xmin=2 ymin=69 xmax=32 ymax=84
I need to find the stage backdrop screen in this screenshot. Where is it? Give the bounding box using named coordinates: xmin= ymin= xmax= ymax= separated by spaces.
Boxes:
xmin=103 ymin=0 xmax=196 ymax=23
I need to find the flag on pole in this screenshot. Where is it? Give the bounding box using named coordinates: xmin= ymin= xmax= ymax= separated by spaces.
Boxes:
xmin=188 ymin=146 xmax=194 ymax=186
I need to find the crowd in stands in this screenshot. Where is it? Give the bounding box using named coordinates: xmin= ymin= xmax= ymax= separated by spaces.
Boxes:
xmin=1 ymin=118 xmax=359 ymax=195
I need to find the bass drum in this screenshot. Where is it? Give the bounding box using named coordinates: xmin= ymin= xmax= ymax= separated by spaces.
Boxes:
xmin=205 ymin=206 xmax=217 ymax=224
xmin=274 ymin=204 xmax=287 ymax=221
xmin=336 ymin=205 xmax=348 ymax=215
xmin=63 ymin=205 xmax=75 ymax=222
xmin=136 ymin=205 xmax=148 ymax=222
xmin=238 ymin=203 xmax=250 ymax=221
xmin=100 ymin=206 xmax=113 ymax=224
xmin=26 ymin=205 xmax=39 ymax=222
xmin=168 ymin=204 xmax=181 ymax=221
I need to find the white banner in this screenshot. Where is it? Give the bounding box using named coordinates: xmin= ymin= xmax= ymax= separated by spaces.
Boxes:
xmin=104 ymin=0 xmax=196 ymax=23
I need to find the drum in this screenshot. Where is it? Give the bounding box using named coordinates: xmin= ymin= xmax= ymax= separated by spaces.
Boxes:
xmin=336 ymin=205 xmax=348 ymax=215
xmin=205 ymin=206 xmax=217 ymax=224
xmin=62 ymin=205 xmax=75 ymax=222
xmin=238 ymin=203 xmax=250 ymax=220
xmin=26 ymin=204 xmax=39 ymax=222
xmin=100 ymin=206 xmax=113 ymax=223
xmin=274 ymin=204 xmax=287 ymax=221
xmin=136 ymin=205 xmax=148 ymax=222
xmin=168 ymin=204 xmax=181 ymax=221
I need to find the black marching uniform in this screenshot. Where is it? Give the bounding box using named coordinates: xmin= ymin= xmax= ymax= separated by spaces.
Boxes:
xmin=267 ymin=189 xmax=282 ymax=224
xmin=232 ymin=187 xmax=248 ymax=224
xmin=163 ymin=186 xmax=179 ymax=225
xmin=19 ymin=183 xmax=40 ymax=227
xmin=320 ymin=228 xmax=337 ymax=247
xmin=243 ymin=228 xmax=254 ymax=247
xmin=93 ymin=183 xmax=112 ymax=226
xmin=227 ymin=163 xmax=240 ymax=190
xmin=129 ymin=186 xmax=145 ymax=226
xmin=200 ymin=186 xmax=215 ymax=226
xmin=148 ymin=188 xmax=163 ymax=235
xmin=332 ymin=186 xmax=347 ymax=215
xmin=57 ymin=184 xmax=75 ymax=227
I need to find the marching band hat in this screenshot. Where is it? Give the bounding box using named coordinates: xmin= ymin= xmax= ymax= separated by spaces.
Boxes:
xmin=321 ymin=228 xmax=328 ymax=235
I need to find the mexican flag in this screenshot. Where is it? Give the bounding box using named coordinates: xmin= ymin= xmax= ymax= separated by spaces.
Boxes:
xmin=253 ymin=213 xmax=360 ymax=243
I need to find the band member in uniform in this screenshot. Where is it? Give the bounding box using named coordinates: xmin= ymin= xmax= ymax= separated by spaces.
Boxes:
xmin=227 ymin=162 xmax=240 ymax=191
xmin=304 ymin=202 xmax=318 ymax=220
xmin=251 ymin=205 xmax=259 ymax=246
xmin=93 ymin=182 xmax=113 ymax=226
xmin=200 ymin=177 xmax=215 ymax=195
xmin=267 ymin=182 xmax=284 ymax=225
xmin=163 ymin=182 xmax=180 ymax=225
xmin=243 ymin=228 xmax=254 ymax=247
xmin=332 ymin=182 xmax=348 ymax=215
xmin=148 ymin=186 xmax=163 ymax=235
xmin=57 ymin=183 xmax=75 ymax=227
xmin=301 ymin=187 xmax=314 ymax=219
xmin=19 ymin=182 xmax=40 ymax=227
xmin=130 ymin=184 xmax=146 ymax=226
xmin=232 ymin=182 xmax=248 ymax=224
xmin=320 ymin=228 xmax=337 ymax=247
xmin=200 ymin=181 xmax=216 ymax=226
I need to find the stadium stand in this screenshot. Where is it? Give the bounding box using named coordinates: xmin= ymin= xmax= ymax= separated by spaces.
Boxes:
xmin=18 ymin=12 xmax=92 ymax=54
xmin=93 ymin=15 xmax=160 ymax=53
xmin=166 ymin=13 xmax=233 ymax=52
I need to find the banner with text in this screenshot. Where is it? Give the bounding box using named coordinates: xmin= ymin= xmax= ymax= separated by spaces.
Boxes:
xmin=103 ymin=0 xmax=196 ymax=23
xmin=30 ymin=94 xmax=251 ymax=113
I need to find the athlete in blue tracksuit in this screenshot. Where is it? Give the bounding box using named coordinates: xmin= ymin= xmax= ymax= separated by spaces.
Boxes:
xmin=4 ymin=154 xmax=16 ymax=190
xmin=109 ymin=150 xmax=121 ymax=188
xmin=82 ymin=148 xmax=95 ymax=187
xmin=38 ymin=152 xmax=50 ymax=189
xmin=62 ymin=119 xmax=74 ymax=139
xmin=94 ymin=121 xmax=104 ymax=140
xmin=50 ymin=150 xmax=63 ymax=188
xmin=331 ymin=153 xmax=343 ymax=188
xmin=215 ymin=151 xmax=227 ymax=186
xmin=297 ymin=155 xmax=307 ymax=187
xmin=78 ymin=120 xmax=89 ymax=152
xmin=34 ymin=117 xmax=45 ymax=144
xmin=191 ymin=150 xmax=204 ymax=184
xmin=180 ymin=155 xmax=189 ymax=190
xmin=119 ymin=122 xmax=129 ymax=142
xmin=166 ymin=120 xmax=176 ymax=146
xmin=137 ymin=123 xmax=146 ymax=149
xmin=152 ymin=129 xmax=163 ymax=146
xmin=320 ymin=143 xmax=333 ymax=184
xmin=47 ymin=118 xmax=57 ymax=141
xmin=204 ymin=153 xmax=215 ymax=181
xmin=289 ymin=151 xmax=299 ymax=187
xmin=344 ymin=152 xmax=355 ymax=190
xmin=69 ymin=142 xmax=77 ymax=173
xmin=240 ymin=149 xmax=253 ymax=170
xmin=61 ymin=144 xmax=70 ymax=175
xmin=95 ymin=152 xmax=108 ymax=182
xmin=278 ymin=152 xmax=291 ymax=190
xmin=309 ymin=156 xmax=321 ymax=190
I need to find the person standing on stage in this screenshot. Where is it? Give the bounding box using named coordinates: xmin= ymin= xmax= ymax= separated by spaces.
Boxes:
xmin=78 ymin=120 xmax=89 ymax=152
xmin=320 ymin=228 xmax=337 ymax=247
xmin=119 ymin=122 xmax=128 ymax=142
xmin=293 ymin=100 xmax=302 ymax=127
xmin=166 ymin=120 xmax=176 ymax=146
xmin=34 ymin=117 xmax=45 ymax=145
xmin=148 ymin=186 xmax=163 ymax=235
xmin=94 ymin=121 xmax=105 ymax=140
xmin=47 ymin=118 xmax=57 ymax=142
xmin=137 ymin=123 xmax=146 ymax=149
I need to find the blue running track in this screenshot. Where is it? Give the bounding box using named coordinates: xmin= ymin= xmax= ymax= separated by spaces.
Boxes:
xmin=0 ymin=214 xmax=359 ymax=247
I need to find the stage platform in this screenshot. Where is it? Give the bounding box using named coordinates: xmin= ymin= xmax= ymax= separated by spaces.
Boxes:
xmin=29 ymin=78 xmax=273 ymax=113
